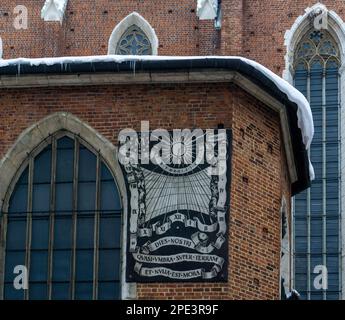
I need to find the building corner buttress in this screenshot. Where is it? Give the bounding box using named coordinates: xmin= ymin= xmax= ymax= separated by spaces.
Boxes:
xmin=220 ymin=0 xmax=244 ymax=55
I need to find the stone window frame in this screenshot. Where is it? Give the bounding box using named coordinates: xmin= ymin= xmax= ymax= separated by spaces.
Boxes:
xmin=115 ymin=25 xmax=152 ymax=55
xmin=108 ymin=12 xmax=158 ymax=55
xmin=284 ymin=3 xmax=345 ymax=300
xmin=0 ymin=112 xmax=136 ymax=300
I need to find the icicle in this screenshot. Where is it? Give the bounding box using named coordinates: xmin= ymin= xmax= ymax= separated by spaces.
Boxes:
xmin=133 ymin=60 xmax=136 ymax=76
xmin=129 ymin=59 xmax=136 ymax=76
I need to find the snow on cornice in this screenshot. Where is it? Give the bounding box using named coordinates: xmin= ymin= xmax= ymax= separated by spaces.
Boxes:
xmin=41 ymin=0 xmax=68 ymax=23
xmin=197 ymin=0 xmax=218 ymax=20
xmin=0 ymin=54 xmax=314 ymax=179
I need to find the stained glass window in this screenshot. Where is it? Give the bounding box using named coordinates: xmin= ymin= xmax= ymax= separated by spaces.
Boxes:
xmin=293 ymin=29 xmax=340 ymax=300
xmin=1 ymin=132 xmax=122 ymax=300
xmin=116 ymin=25 xmax=152 ymax=55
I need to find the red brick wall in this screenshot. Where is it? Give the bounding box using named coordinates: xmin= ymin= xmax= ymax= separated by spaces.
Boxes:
xmin=221 ymin=0 xmax=244 ymax=56
xmin=0 ymin=0 xmax=304 ymax=300
xmin=0 ymin=0 xmax=222 ymax=58
xmin=0 ymin=0 xmax=218 ymax=58
xmin=0 ymin=83 xmax=290 ymax=299
xmin=231 ymin=0 xmax=345 ymax=73
xmin=138 ymin=87 xmax=290 ymax=300
xmin=2 ymin=1 xmax=345 ymax=72
xmin=2 ymin=1 xmax=345 ymax=74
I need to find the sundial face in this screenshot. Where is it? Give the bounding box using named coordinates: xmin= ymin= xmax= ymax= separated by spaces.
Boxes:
xmin=120 ymin=129 xmax=232 ymax=283
xmin=145 ymin=131 xmax=215 ymax=176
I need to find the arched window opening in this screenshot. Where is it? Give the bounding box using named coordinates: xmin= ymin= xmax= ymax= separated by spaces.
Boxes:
xmin=1 ymin=131 xmax=122 ymax=300
xmin=293 ymin=29 xmax=341 ymax=300
xmin=116 ymin=25 xmax=152 ymax=55
xmin=108 ymin=12 xmax=158 ymax=55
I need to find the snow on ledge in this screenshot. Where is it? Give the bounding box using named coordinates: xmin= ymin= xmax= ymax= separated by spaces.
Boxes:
xmin=0 ymin=55 xmax=314 ymax=179
xmin=41 ymin=0 xmax=68 ymax=23
xmin=197 ymin=0 xmax=218 ymax=20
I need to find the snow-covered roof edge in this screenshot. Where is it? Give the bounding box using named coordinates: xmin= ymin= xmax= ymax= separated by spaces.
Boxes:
xmin=239 ymin=56 xmax=315 ymax=181
xmin=0 ymin=55 xmax=314 ymax=180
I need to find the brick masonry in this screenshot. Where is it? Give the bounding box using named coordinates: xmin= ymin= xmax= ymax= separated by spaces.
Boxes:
xmin=0 ymin=0 xmax=325 ymax=299
xmin=0 ymin=83 xmax=290 ymax=299
xmin=1 ymin=1 xmax=345 ymax=66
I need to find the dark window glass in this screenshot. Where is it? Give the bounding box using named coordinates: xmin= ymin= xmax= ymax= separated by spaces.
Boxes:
xmin=116 ymin=25 xmax=152 ymax=55
xmin=3 ymin=134 xmax=122 ymax=300
xmin=293 ymin=29 xmax=340 ymax=300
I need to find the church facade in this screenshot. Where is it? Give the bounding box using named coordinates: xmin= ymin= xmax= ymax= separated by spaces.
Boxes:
xmin=0 ymin=0 xmax=343 ymax=300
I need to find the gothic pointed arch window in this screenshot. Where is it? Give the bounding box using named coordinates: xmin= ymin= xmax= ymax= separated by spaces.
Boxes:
xmin=116 ymin=25 xmax=152 ymax=55
xmin=1 ymin=131 xmax=122 ymax=300
xmin=108 ymin=12 xmax=158 ymax=55
xmin=293 ymin=29 xmax=341 ymax=300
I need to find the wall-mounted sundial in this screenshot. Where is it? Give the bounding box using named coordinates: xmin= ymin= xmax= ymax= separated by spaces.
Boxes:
xmin=119 ymin=129 xmax=232 ymax=282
